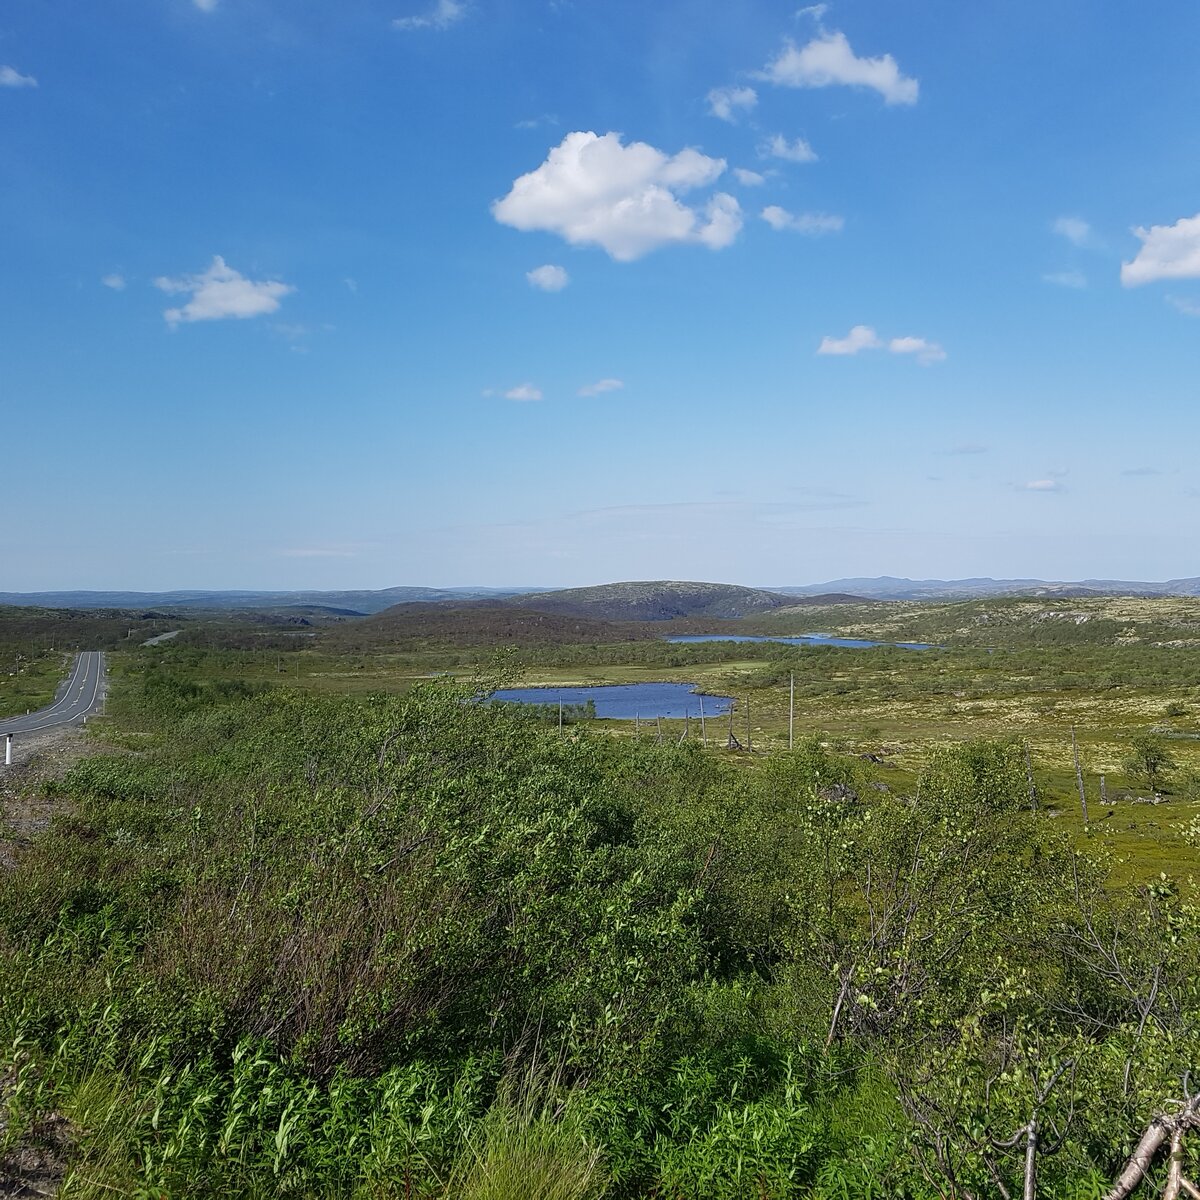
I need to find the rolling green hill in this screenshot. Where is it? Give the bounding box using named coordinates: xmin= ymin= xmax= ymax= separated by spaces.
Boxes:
xmin=507 ymin=580 xmax=811 ymax=621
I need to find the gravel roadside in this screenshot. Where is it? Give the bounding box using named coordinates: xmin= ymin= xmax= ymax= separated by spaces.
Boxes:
xmin=0 ymin=724 xmax=102 ymax=871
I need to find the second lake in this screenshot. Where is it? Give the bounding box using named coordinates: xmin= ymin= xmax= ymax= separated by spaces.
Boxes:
xmin=488 ymin=682 xmax=734 ymax=720
xmin=665 ymin=634 xmax=935 ymax=650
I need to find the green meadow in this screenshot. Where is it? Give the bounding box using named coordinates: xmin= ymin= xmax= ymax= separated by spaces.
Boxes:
xmin=3 ymin=595 xmax=1200 ymax=1196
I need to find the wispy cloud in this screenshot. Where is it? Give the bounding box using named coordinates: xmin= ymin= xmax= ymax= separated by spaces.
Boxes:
xmin=1052 ymin=216 xmax=1092 ymax=247
xmin=706 ymin=85 xmax=757 ymax=123
xmin=504 ymin=383 xmax=542 ymax=402
xmin=154 ymin=256 xmax=294 ymax=327
xmin=818 ymin=325 xmax=881 ymax=355
xmin=1121 ymin=466 xmax=1162 ymax=477
xmin=1043 ymin=270 xmax=1086 ymax=289
xmin=526 ymin=264 xmax=569 ymax=292
xmin=101 ymin=273 xmax=126 ymax=291
xmin=1021 ymin=479 xmax=1064 ymax=492
xmin=818 ymin=326 xmax=946 ymax=364
xmin=277 ymin=546 xmax=359 ymax=558
xmin=578 ymin=378 xmax=623 ymax=397
xmin=493 ymin=131 xmax=741 ymax=261
xmin=1122 ymin=211 xmax=1200 ymax=286
xmin=759 ymin=30 xmax=918 ymax=105
xmin=1168 ymin=294 xmax=1200 ymax=316
xmin=515 ymin=113 xmax=558 ymax=130
xmin=0 ymin=65 xmax=37 ymax=88
xmin=889 ymin=335 xmax=946 ymax=365
xmin=733 ymin=168 xmax=766 ymax=186
xmin=944 ymin=442 xmax=989 ymax=456
xmin=393 ymin=0 xmax=465 ymax=31
xmin=759 ymin=133 xmax=817 ymax=163
xmin=761 ymin=205 xmax=843 ymax=235
xmin=193 ymin=0 xmax=219 ymax=10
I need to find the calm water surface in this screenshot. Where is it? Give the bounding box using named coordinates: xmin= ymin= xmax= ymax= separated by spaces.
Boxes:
xmin=489 ymin=682 xmax=734 ymax=720
xmin=666 ymin=634 xmax=934 ymax=650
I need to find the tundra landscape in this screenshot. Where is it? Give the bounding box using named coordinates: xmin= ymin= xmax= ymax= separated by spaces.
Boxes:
xmin=5 ymin=2 xmax=1200 ymax=1197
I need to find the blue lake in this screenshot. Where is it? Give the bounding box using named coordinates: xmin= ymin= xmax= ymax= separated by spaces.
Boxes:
xmin=489 ymin=682 xmax=734 ymax=720
xmin=666 ymin=634 xmax=935 ymax=651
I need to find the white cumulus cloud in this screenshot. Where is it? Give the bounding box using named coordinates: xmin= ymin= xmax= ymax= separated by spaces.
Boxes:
xmin=1022 ymin=479 xmax=1063 ymax=492
xmin=1053 ymin=215 xmax=1091 ymax=247
xmin=526 ymin=264 xmax=569 ymax=292
xmin=761 ymin=31 xmax=918 ymax=105
xmin=818 ymin=325 xmax=881 ymax=355
xmin=761 ymin=205 xmax=843 ymax=235
xmin=504 ymin=383 xmax=543 ymax=402
xmin=889 ymin=335 xmax=946 ymax=364
xmin=1122 ymin=212 xmax=1200 ymax=286
xmin=760 ymin=133 xmax=817 ymax=163
xmin=393 ymin=0 xmax=464 ymax=30
xmin=707 ymin=85 xmax=757 ymax=122
xmin=0 ymin=65 xmax=37 ymax=88
xmin=101 ymin=273 xmax=126 ymax=291
xmin=154 ymin=256 xmax=294 ymax=327
xmin=492 ymin=131 xmax=742 ymax=261
xmin=578 ymin=378 xmax=623 ymax=397
xmin=733 ymin=168 xmax=766 ymax=186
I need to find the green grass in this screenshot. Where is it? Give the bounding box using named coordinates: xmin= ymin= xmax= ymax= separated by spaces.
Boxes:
xmin=118 ymin=596 xmax=1200 ymax=889
xmin=0 ymin=651 xmax=72 ymax=720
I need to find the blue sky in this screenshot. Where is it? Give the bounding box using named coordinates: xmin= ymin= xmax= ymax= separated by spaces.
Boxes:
xmin=4 ymin=0 xmax=1200 ymax=590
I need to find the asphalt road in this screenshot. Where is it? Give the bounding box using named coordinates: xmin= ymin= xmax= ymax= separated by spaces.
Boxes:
xmin=0 ymin=651 xmax=106 ymax=736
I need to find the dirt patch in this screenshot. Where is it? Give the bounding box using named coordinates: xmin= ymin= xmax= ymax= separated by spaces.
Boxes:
xmin=0 ymin=1097 xmax=71 ymax=1198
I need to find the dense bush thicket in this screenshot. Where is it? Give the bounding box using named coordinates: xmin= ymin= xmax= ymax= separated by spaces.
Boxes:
xmin=2 ymin=671 xmax=1199 ymax=1197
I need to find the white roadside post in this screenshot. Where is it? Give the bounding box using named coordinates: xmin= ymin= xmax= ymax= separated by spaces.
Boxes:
xmin=4 ymin=734 xmax=11 ymax=766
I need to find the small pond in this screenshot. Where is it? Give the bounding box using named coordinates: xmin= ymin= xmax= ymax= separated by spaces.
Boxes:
xmin=665 ymin=634 xmax=935 ymax=650
xmin=488 ymin=682 xmax=734 ymax=720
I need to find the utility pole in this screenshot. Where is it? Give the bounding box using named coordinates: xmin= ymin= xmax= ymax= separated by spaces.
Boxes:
xmin=789 ymin=672 xmax=795 ymax=751
xmin=1072 ymin=726 xmax=1089 ymax=824
xmin=1025 ymin=743 xmax=1037 ymax=812
xmin=698 ymin=693 xmax=707 ymax=747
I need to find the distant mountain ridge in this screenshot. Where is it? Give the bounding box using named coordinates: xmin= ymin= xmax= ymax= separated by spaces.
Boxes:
xmin=4 ymin=575 xmax=1200 ymax=614
xmin=506 ymin=581 xmax=859 ymax=621
xmin=776 ymin=576 xmax=1200 ymax=600
xmin=0 ymin=586 xmax=541 ymax=615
